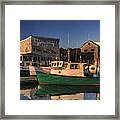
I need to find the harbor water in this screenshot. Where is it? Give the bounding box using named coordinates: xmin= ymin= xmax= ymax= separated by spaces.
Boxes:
xmin=20 ymin=82 xmax=100 ymax=100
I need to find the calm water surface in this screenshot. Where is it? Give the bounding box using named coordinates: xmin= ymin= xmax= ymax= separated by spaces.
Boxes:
xmin=20 ymin=83 xmax=100 ymax=100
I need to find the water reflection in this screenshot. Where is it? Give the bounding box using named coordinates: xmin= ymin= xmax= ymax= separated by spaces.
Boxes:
xmin=20 ymin=83 xmax=100 ymax=100
xmin=36 ymin=84 xmax=100 ymax=95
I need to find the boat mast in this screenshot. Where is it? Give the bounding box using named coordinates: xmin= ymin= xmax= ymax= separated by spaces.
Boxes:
xmin=67 ymin=33 xmax=70 ymax=63
xmin=87 ymin=33 xmax=90 ymax=73
xmin=75 ymin=41 xmax=78 ymax=62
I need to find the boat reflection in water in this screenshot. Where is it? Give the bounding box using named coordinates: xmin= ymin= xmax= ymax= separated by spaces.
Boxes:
xmin=36 ymin=84 xmax=100 ymax=96
xmin=20 ymin=83 xmax=100 ymax=100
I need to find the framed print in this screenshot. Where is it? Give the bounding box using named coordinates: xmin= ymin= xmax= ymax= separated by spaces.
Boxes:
xmin=0 ymin=0 xmax=119 ymax=119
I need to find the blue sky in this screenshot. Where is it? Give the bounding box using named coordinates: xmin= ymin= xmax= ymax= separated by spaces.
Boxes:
xmin=20 ymin=20 xmax=100 ymax=48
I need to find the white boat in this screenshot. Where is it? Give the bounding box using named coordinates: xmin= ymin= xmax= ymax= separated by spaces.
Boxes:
xmin=50 ymin=61 xmax=87 ymax=77
xmin=40 ymin=60 xmax=99 ymax=77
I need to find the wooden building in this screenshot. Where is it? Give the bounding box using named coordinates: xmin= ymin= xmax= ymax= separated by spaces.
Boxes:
xmin=80 ymin=40 xmax=100 ymax=66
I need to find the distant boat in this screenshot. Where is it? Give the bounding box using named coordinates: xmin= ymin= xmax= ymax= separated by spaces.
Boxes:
xmin=36 ymin=61 xmax=100 ymax=86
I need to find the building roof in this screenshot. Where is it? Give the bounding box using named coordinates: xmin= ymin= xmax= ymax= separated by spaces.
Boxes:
xmin=21 ymin=35 xmax=59 ymax=41
xmin=93 ymin=41 xmax=100 ymax=46
xmin=80 ymin=40 xmax=100 ymax=48
xmin=32 ymin=35 xmax=59 ymax=41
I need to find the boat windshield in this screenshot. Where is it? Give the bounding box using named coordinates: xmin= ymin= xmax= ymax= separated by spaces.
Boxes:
xmin=51 ymin=61 xmax=63 ymax=67
xmin=70 ymin=64 xmax=79 ymax=69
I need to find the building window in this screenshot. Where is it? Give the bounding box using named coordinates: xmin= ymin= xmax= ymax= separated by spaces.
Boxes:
xmin=20 ymin=62 xmax=24 ymax=66
xmin=23 ymin=56 xmax=27 ymax=61
xmin=91 ymin=55 xmax=94 ymax=58
xmin=26 ymin=63 xmax=30 ymax=66
xmin=44 ymin=57 xmax=45 ymax=61
xmin=38 ymin=57 xmax=40 ymax=62
xmin=33 ymin=48 xmax=35 ymax=51
xmin=41 ymin=57 xmax=45 ymax=61
xmin=20 ymin=56 xmax=22 ymax=61
xmin=88 ymin=43 xmax=90 ymax=45
xmin=91 ymin=49 xmax=94 ymax=51
xmin=84 ymin=49 xmax=87 ymax=52
xmin=29 ymin=56 xmax=32 ymax=61
xmin=33 ymin=57 xmax=37 ymax=62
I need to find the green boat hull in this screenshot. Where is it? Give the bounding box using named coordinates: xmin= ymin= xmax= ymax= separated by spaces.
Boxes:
xmin=36 ymin=72 xmax=100 ymax=86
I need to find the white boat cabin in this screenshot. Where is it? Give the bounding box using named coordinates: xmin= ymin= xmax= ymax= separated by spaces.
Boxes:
xmin=51 ymin=61 xmax=64 ymax=68
xmin=50 ymin=61 xmax=87 ymax=77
